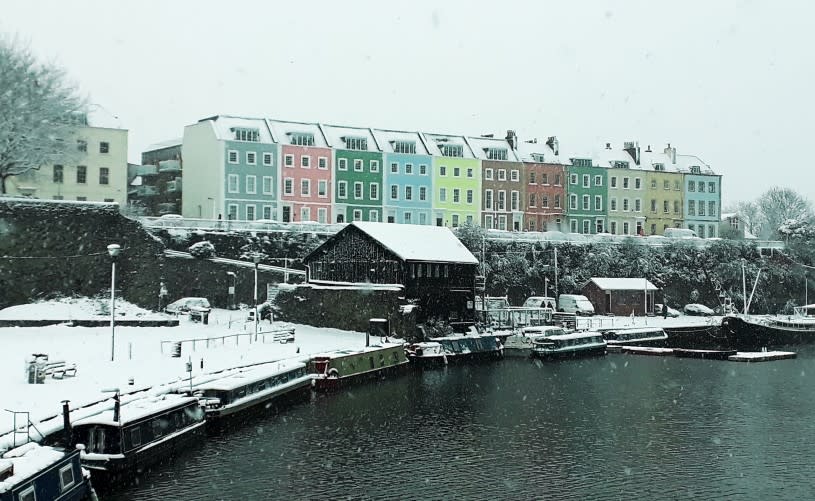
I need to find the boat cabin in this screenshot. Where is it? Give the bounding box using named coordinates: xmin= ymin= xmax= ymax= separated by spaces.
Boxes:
xmin=602 ymin=327 xmax=668 ymax=346
xmin=195 ymin=363 xmax=309 ymax=410
xmin=0 ymin=444 xmax=88 ymax=501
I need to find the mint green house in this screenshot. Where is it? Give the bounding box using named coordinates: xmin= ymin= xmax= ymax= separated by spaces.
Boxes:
xmin=322 ymin=125 xmax=383 ymax=222
xmin=423 ymin=133 xmax=481 ymax=228
xmin=565 ymin=157 xmax=608 ymax=234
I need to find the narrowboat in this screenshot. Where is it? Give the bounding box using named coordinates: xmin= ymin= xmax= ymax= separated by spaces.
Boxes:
xmin=405 ymin=332 xmax=504 ymax=366
xmin=190 ymin=361 xmax=312 ymax=427
xmin=602 ymin=327 xmax=669 ymax=348
xmin=721 ymin=306 xmax=815 ymax=350
xmin=310 ymin=342 xmax=408 ymax=392
xmin=531 ymin=331 xmax=607 ymax=359
xmin=503 ymin=326 xmax=569 ymax=356
xmin=0 ymin=443 xmax=90 ymax=501
xmin=71 ymin=394 xmax=205 ymax=482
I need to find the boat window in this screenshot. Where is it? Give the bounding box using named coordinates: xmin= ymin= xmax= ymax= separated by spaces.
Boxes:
xmin=369 ymin=357 xmax=375 ymax=369
xmin=152 ymin=417 xmax=166 ymax=438
xmin=18 ymin=486 xmax=35 ymax=501
xmin=59 ymin=463 xmax=76 ymax=491
xmin=130 ymin=426 xmax=142 ymax=448
xmin=88 ymin=426 xmax=106 ymax=454
xmin=450 ymin=340 xmax=461 ymax=352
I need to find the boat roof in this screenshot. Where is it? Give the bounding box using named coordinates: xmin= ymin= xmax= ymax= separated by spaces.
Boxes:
xmin=72 ymin=394 xmax=199 ymax=427
xmin=314 ymin=342 xmax=403 ymax=359
xmin=520 ymin=326 xmax=566 ymax=334
xmin=604 ymin=327 xmax=666 ymax=335
xmin=194 ymin=361 xmax=306 ymax=392
xmin=430 ymin=333 xmax=497 ymax=342
xmin=0 ymin=443 xmax=68 ymax=493
xmin=543 ymin=331 xmax=604 ymax=341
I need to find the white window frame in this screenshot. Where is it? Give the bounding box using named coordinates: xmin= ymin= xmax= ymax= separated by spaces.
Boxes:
xmin=485 ymin=189 xmax=493 ymax=210
xmin=391 ymin=162 xmax=399 ymax=174
xmin=582 ymin=195 xmax=589 ymax=210
xmin=370 ymin=183 xmax=379 ymax=200
xmin=369 ymin=210 xmax=379 ymax=222
xmin=338 ymin=158 xmax=347 ymax=171
xmin=245 ymin=175 xmax=257 ymax=194
xmin=611 ymin=198 xmax=617 ymax=211
xmin=485 ymin=168 xmax=493 ymax=180
xmin=301 ymin=155 xmax=310 ymax=168
xmin=263 ymin=152 xmax=273 ymax=166
xmin=228 ymin=150 xmax=239 ymax=164
xmin=301 ymin=179 xmax=311 ymax=197
xmin=246 ymin=151 xmax=257 ymax=165
xmin=453 ymin=188 xmax=461 ymax=204
xmin=404 ymin=211 xmax=412 ymax=223
xmin=354 ymin=181 xmax=363 ymax=199
xmin=419 ymin=186 xmax=427 ymax=201
xmin=284 ymin=177 xmax=294 ymax=196
xmin=318 ymin=157 xmax=328 ymax=169
xmin=611 ymin=176 xmax=617 ymax=188
xmin=227 ymin=204 xmax=238 ymax=220
xmin=227 ymin=174 xmax=239 ymax=193
xmin=405 ymin=185 xmax=413 ymax=201
xmin=353 ymin=159 xmax=363 ymax=172
xmin=353 ymin=209 xmax=362 ymax=221
xmin=594 ymin=175 xmax=602 ymax=186
xmin=262 ymin=176 xmax=274 ymax=195
xmin=510 ymin=170 xmax=519 ymax=182
xmin=570 ymin=174 xmax=578 ymax=185
xmin=440 ymin=166 xmax=447 ymax=177
xmin=370 ymin=160 xmax=379 ymax=173
xmin=317 ymin=207 xmax=327 ymax=223
xmin=338 ymin=180 xmax=348 ymax=199
xmin=246 ymin=204 xmax=256 ymax=221
xmin=19 ymin=486 xmax=36 ymax=501
xmin=582 ymin=174 xmax=589 ymax=188
xmin=59 ymin=463 xmax=76 ymax=492
xmin=390 ymin=184 xmax=399 ymax=200
xmin=405 ymin=163 xmax=414 ymax=174
xmin=440 ymin=187 xmax=447 ymax=202
xmin=263 ymin=205 xmax=273 ymax=220
xmin=466 ymin=189 xmax=473 ymax=205
xmin=511 ymin=190 xmax=519 ymax=211
xmin=498 ymin=169 xmax=507 ymax=181
xmin=594 ymin=195 xmax=602 ymax=211
xmin=569 ymin=194 xmax=577 ymax=210
xmin=318 ymin=179 xmax=328 ymax=198
xmin=284 ymin=154 xmax=294 ymax=167
xmin=420 ymin=164 xmax=428 ymax=175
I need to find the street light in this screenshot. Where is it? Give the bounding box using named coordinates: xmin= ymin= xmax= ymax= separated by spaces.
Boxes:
xmin=226 ymin=272 xmax=237 ymax=310
xmin=107 ymin=244 xmax=121 ymax=362
xmin=253 ymin=255 xmax=261 ymax=342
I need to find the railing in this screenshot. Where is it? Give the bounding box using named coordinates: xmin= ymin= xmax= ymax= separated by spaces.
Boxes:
xmin=160 ymin=327 xmax=296 ymax=355
xmin=140 ymin=216 xmax=345 ymax=235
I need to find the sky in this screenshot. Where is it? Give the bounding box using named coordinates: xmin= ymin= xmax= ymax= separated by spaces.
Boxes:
xmin=3 ymin=0 xmax=814 ymax=207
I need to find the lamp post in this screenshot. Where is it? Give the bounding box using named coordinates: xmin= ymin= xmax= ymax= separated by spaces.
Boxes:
xmin=226 ymin=272 xmax=237 ymax=310
xmin=253 ymin=255 xmax=261 ymax=342
xmin=107 ymin=244 xmax=121 ymax=362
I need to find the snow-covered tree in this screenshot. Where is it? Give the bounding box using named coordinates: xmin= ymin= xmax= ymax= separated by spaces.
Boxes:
xmin=756 ymin=187 xmax=813 ymax=239
xmin=0 ymin=37 xmax=87 ymax=193
xmin=189 ymin=240 xmax=215 ymax=259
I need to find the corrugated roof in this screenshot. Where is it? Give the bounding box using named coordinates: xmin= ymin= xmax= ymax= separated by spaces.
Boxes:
xmin=352 ymin=222 xmax=478 ymax=264
xmin=589 ymin=277 xmax=659 ymax=291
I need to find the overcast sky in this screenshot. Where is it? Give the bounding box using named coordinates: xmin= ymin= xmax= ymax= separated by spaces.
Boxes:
xmin=3 ymin=0 xmax=814 ymax=207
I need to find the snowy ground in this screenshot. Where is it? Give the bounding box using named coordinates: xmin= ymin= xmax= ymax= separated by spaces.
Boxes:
xmin=0 ymin=298 xmax=371 ymax=450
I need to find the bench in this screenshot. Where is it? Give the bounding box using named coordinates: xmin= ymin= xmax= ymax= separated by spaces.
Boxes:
xmin=43 ymin=362 xmax=77 ymax=379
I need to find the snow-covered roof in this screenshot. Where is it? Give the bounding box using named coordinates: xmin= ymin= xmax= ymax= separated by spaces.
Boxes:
xmin=590 ymin=144 xmax=642 ymax=170
xmin=588 ymin=277 xmax=659 ymax=291
xmin=0 ymin=443 xmax=67 ymax=493
xmin=370 ymin=129 xmax=430 ymax=155
xmin=674 ymin=154 xmax=716 ymax=175
xmin=265 ymin=119 xmax=329 ymax=148
xmin=203 ymin=115 xmax=274 ymax=143
xmin=515 ymin=139 xmax=563 ymax=164
xmin=72 ymin=394 xmax=199 ymax=427
xmin=352 ymin=222 xmax=479 ymax=264
xmin=421 ymin=133 xmax=476 ymax=159
xmin=144 ymin=138 xmax=182 ymax=152
xmin=320 ymin=124 xmax=380 ymax=152
xmin=194 ymin=361 xmax=306 ymax=392
xmin=465 ymin=135 xmax=520 ymax=162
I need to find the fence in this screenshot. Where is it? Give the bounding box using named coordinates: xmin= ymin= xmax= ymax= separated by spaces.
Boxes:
xmin=160 ymin=327 xmax=296 ymax=356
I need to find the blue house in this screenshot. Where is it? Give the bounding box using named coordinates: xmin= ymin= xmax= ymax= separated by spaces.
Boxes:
xmin=375 ymin=129 xmax=434 ymax=225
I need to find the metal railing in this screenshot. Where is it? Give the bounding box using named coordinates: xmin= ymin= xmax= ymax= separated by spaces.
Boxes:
xmin=160 ymin=327 xmax=296 ymax=355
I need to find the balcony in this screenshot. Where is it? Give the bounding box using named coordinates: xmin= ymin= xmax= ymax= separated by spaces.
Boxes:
xmin=158 ymin=159 xmax=181 ymax=172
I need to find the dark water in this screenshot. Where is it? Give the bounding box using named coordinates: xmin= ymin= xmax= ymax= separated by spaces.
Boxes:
xmin=110 ymin=349 xmax=815 ymax=500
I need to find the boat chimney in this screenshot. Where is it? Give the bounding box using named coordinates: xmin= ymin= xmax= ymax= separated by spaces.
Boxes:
xmin=61 ymin=400 xmax=72 ymax=448
xmin=113 ymin=392 xmax=121 ymax=424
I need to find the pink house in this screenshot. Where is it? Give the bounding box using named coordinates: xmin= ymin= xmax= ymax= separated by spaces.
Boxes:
xmin=267 ymin=119 xmax=333 ymax=223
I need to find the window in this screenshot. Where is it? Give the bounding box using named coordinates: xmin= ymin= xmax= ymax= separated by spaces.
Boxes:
xmin=623 ymin=177 xmax=630 ymax=189
xmin=688 ymin=180 xmax=695 ymax=192
xmin=570 ymin=219 xmax=578 ymax=233
xmin=467 ymin=168 xmax=473 ymax=178
xmin=690 ymin=165 xmax=701 ymax=174
xmin=228 ymin=150 xmax=238 ymax=164
xmin=100 ymin=142 xmax=109 ymax=153
xmin=582 ymin=174 xmax=589 ymax=187
xmin=52 ymin=195 xmax=63 ymax=200
xmin=76 ymin=196 xmax=86 ymax=201
xmin=318 ymin=180 xmax=328 ymax=198
xmin=610 ymin=198 xmax=617 ymax=211
xmin=284 ymin=178 xmax=294 ymax=195
xmin=486 ymin=147 xmax=508 ymax=160
xmin=53 ymin=165 xmax=64 ymax=183
xmin=453 ymin=167 xmax=460 ymax=177
xmin=290 ymin=132 xmax=314 ymax=146
xmin=301 ymin=207 xmax=311 ymax=221
xmin=440 ymin=166 xmax=447 ymax=176
xmin=635 ymin=178 xmax=641 ymax=189
xmin=263 ymin=176 xmax=274 ymax=194
xmin=709 ymin=201 xmax=717 ymax=217
xmin=284 ymin=154 xmax=294 ymax=167
xmin=246 ymin=205 xmax=256 ymax=221
xmin=301 ymin=179 xmax=310 ymax=196
xmin=623 ymin=222 xmax=630 ymax=235
xmin=338 ymin=158 xmax=347 ymax=171
xmin=370 ymin=183 xmax=379 ymax=200
xmin=542 ymin=173 xmax=549 ymax=185
xmin=393 ymin=141 xmax=416 ymax=154
xmin=529 ymin=172 xmax=537 ymax=184
xmin=674 ymin=180 xmax=680 ymax=190
xmin=690 ymin=200 xmax=698 ymax=217
xmin=611 ymin=176 xmax=617 ymax=188
xmin=570 ymin=194 xmax=577 ymax=210
xmin=246 ymin=175 xmax=257 ymax=194
xmin=405 ymin=186 xmax=413 ymax=200
xmin=651 ymin=179 xmax=657 ymax=189
xmin=485 ymin=190 xmax=493 ymax=209
xmin=709 ymin=182 xmax=716 ymax=193
xmin=698 ymin=181 xmax=705 ymax=193
xmin=370 ymin=160 xmax=379 ymax=172
xmin=611 ymin=221 xmax=618 ymax=234
xmin=246 ymin=152 xmax=256 ymax=165
xmin=440 ymin=188 xmax=447 ymax=202
xmin=77 ymin=140 xmax=87 ymax=152
xmin=651 ymin=224 xmax=656 ymax=235
xmin=369 ymin=210 xmax=378 ymax=222
xmin=99 ymin=167 xmax=109 ymax=185
xmin=485 ymin=214 xmax=494 ymax=229
xmin=234 ymin=128 xmax=259 ymax=142
xmin=19 ymin=485 xmax=36 ymax=501
xmin=318 ymin=157 xmax=327 ymax=169
xmin=511 ymin=191 xmax=519 ymax=211
xmin=485 ymin=168 xmax=493 ymax=180
xmin=674 ymin=200 xmax=680 ymax=214
xmin=391 ymin=162 xmax=399 ymax=174
xmin=635 ymin=199 xmax=642 ymax=212
xmin=623 ymin=198 xmax=629 ymax=211
xmin=555 ymin=194 xmax=561 ymax=208
xmin=582 ymin=195 xmax=589 ymax=210
xmin=498 ymin=169 xmax=507 ymax=181
xmin=511 ymin=170 xmax=520 ymax=182
xmin=405 ymin=163 xmax=413 ymax=174
xmin=344 ymin=136 xmax=367 ymax=150
xmin=453 ymin=188 xmax=460 ymax=203
xmin=419 ymin=186 xmax=427 ymax=201
xmin=663 ymin=200 xmax=669 ymax=213
xmin=664 ymin=180 xmax=670 ymax=190
xmin=529 ymin=193 xmax=537 ymax=208
xmin=596 ymin=219 xmax=604 ymax=233
xmin=498 ymin=191 xmax=506 ymax=210
xmin=263 ymin=152 xmax=273 ymax=166
xmin=404 ymin=212 xmax=412 ymax=223
xmin=554 ymin=174 xmax=561 ymax=185
xmin=353 ymin=159 xmax=363 ymax=172
xmin=699 ymin=201 xmax=706 ymax=216
xmin=338 ymin=181 xmax=348 ymax=198
xmin=301 ymin=156 xmax=310 ymax=168
xmin=542 ymin=195 xmax=549 ymax=208
xmin=353 ymin=209 xmax=362 ymax=221
xmin=228 ymin=174 xmax=239 ymax=193
xmin=228 ymin=204 xmax=238 ymax=220
xmin=317 ymin=208 xmax=327 ymax=223
xmin=583 ymin=220 xmax=590 ymax=234
xmin=354 ymin=182 xmax=363 ymax=199
xmin=391 ymin=185 xmax=399 ymax=200
xmin=419 ymin=164 xmax=427 ymax=175
xmin=440 ymin=144 xmax=463 ymax=157
xmin=452 ymin=214 xmax=460 ymax=227
xmin=698 ymin=225 xmax=706 ymax=238
xmin=650 ymin=199 xmax=657 ymax=212
xmin=594 ymin=175 xmax=602 ymax=186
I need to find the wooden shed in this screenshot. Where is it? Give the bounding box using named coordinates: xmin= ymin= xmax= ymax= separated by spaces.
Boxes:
xmin=303 ymin=222 xmax=479 ymax=321
xmin=581 ymin=277 xmax=661 ymax=316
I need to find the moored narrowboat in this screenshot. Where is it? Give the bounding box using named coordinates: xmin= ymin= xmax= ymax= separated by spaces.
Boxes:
xmin=503 ymin=326 xmax=568 ymax=356
xmin=190 ymin=361 xmax=312 ymax=428
xmin=602 ymin=327 xmax=668 ymax=348
xmin=531 ymin=331 xmax=607 ymax=359
xmin=71 ymin=394 xmax=205 ymax=483
xmin=310 ymin=342 xmax=408 ymax=392
xmin=0 ymin=443 xmax=90 ymax=501
xmin=405 ymin=332 xmax=504 ymax=366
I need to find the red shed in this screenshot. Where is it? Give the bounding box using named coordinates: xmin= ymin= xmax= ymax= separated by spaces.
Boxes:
xmin=581 ymin=277 xmax=660 ymax=316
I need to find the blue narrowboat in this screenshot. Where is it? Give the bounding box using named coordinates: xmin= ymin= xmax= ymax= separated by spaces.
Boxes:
xmin=0 ymin=443 xmax=89 ymax=501
xmin=406 ymin=332 xmax=504 ymax=366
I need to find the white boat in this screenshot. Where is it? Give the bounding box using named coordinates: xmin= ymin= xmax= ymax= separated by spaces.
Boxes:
xmin=503 ymin=325 xmax=569 ymax=355
xmin=602 ymin=327 xmax=668 ymax=347
xmin=531 ymin=331 xmax=607 ymax=359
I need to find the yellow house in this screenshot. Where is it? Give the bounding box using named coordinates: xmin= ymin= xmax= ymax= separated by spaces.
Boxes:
xmin=6 ymin=125 xmax=129 ymax=207
xmin=642 ymin=147 xmax=684 ymax=235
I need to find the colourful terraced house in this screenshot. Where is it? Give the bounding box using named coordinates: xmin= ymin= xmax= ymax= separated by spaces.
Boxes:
xmin=267 ymin=120 xmax=333 ymax=223
xmin=565 ymin=157 xmax=608 ymax=234
xmin=374 ymin=129 xmax=434 ymax=225
xmin=680 ymin=159 xmax=721 ymax=238
xmin=182 ymin=115 xmax=279 ymax=221
xmin=322 ymin=125 xmax=383 ymax=223
xmin=423 ymin=133 xmax=481 ymax=228
xmin=596 ymin=142 xmax=647 ymax=236
xmin=642 ymin=146 xmax=685 ymax=235
xmin=468 ymin=132 xmax=524 ymax=231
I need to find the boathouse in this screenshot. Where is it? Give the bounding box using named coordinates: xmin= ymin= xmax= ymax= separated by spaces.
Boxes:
xmin=581 ymin=277 xmax=661 ymax=316
xmin=303 ymin=222 xmax=479 ymax=321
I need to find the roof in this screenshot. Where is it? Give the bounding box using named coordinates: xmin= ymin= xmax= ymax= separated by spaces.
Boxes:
xmin=0 ymin=444 xmax=67 ymax=493
xmin=203 ymin=115 xmax=274 ymax=143
xmin=515 ymin=139 xmax=563 ymax=164
xmin=465 ymin=135 xmax=520 ymax=162
xmin=320 ymin=124 xmax=380 ymax=152
xmin=371 ymin=129 xmax=430 ymax=155
xmin=195 ymin=361 xmax=306 ymax=391
xmin=421 ymin=133 xmax=476 ymax=159
xmin=72 ymin=394 xmax=199 ymax=427
xmin=590 ymin=144 xmax=642 ymax=170
xmin=144 ymin=138 xmax=182 ymax=152
xmin=351 ymin=222 xmax=479 ymax=264
xmin=265 ymin=119 xmax=330 ymax=148
xmin=587 ymin=277 xmax=659 ymax=291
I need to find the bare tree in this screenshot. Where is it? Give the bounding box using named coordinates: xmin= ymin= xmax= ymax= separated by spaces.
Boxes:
xmin=756 ymin=187 xmax=813 ymax=239
xmin=0 ymin=36 xmax=87 ymax=194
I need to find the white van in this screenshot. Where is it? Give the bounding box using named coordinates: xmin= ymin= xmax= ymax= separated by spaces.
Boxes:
xmin=522 ymin=296 xmax=557 ymax=310
xmin=663 ymin=227 xmax=697 ymax=239
xmin=558 ymin=294 xmax=595 ymax=316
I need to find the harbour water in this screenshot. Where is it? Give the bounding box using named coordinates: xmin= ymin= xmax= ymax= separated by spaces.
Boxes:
xmin=110 ymin=347 xmax=815 ymax=500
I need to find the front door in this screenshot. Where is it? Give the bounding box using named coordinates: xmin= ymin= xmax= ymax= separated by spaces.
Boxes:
xmin=282 ymin=206 xmax=291 ymax=222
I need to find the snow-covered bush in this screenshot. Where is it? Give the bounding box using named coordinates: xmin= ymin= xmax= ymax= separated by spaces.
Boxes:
xmin=188 ymin=240 xmax=215 ymax=259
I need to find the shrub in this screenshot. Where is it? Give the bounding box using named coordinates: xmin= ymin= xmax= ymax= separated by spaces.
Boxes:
xmin=188 ymin=240 xmax=215 ymax=259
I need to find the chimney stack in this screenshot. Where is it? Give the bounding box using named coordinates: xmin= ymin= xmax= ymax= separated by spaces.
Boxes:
xmin=605 ymin=142 xmax=611 ymax=150
xmin=61 ymin=400 xmax=72 ymax=448
xmin=664 ymin=143 xmax=677 ymax=164
xmin=546 ymin=136 xmax=559 ymax=155
xmin=623 ymin=141 xmax=641 ymax=165
xmin=505 ymin=130 xmax=517 ymax=150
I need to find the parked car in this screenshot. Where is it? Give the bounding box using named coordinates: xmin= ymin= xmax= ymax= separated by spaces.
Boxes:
xmin=165 ymin=297 xmax=211 ymax=314
xmin=558 ymin=294 xmax=595 ymax=316
xmin=683 ymin=303 xmax=714 ymax=316
xmin=522 ymin=296 xmax=557 ymax=310
xmin=655 ymin=303 xmax=681 ymax=317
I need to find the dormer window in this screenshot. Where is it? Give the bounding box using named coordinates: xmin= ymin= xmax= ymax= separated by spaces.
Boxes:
xmin=690 ymin=165 xmax=701 ymax=174
xmin=393 ymin=141 xmax=416 ymax=154
xmin=290 ymin=132 xmax=315 ymax=146
xmin=612 ymin=161 xmax=629 ymax=169
xmin=654 ymin=163 xmax=665 ymax=172
xmin=343 ymin=136 xmax=367 ymax=151
xmin=233 ymin=128 xmax=259 ymax=142
xmin=531 ymin=153 xmax=545 ymax=162
xmin=440 ymin=144 xmax=463 ymax=157
xmin=486 ymin=148 xmax=508 ymax=160
xmin=572 ymin=158 xmax=592 ymax=168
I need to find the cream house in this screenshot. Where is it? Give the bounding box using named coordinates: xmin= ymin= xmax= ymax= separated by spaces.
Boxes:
xmin=7 ymin=126 xmax=129 ymax=207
